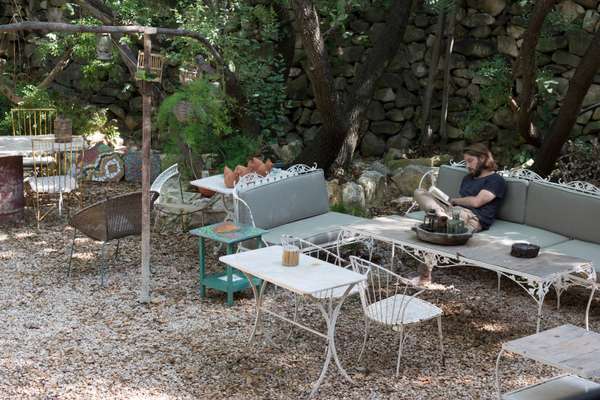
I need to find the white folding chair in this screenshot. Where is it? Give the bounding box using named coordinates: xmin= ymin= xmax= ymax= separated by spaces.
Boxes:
xmin=350 ymin=256 xmax=445 ymax=376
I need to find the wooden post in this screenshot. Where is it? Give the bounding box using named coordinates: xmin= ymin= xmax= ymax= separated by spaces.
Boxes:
xmin=140 ymin=30 xmax=155 ymax=303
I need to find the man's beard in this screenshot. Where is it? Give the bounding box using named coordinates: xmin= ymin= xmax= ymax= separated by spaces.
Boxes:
xmin=469 ymin=160 xmax=484 ymax=177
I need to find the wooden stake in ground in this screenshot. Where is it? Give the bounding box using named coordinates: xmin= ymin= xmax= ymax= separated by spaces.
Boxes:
xmin=140 ymin=31 xmax=154 ymax=303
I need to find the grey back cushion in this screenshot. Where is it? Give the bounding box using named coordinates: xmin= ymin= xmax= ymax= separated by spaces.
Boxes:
xmin=436 ymin=165 xmax=467 ymax=199
xmin=525 ymin=181 xmax=600 ymax=244
xmin=437 ymin=165 xmax=528 ymax=224
xmin=497 ymin=178 xmax=528 ymax=224
xmin=238 ymin=169 xmax=330 ymax=229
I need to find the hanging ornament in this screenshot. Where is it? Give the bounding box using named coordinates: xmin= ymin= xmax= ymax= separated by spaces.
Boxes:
xmin=96 ymin=33 xmax=112 ymax=61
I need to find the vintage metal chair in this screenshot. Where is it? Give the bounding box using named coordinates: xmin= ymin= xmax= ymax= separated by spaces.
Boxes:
xmin=26 ymin=137 xmax=84 ymax=227
xmin=350 ymin=256 xmax=445 ymax=376
xmin=11 ymin=108 xmax=56 ymax=136
xmin=150 ymin=163 xmax=208 ymax=231
xmin=67 ymin=192 xmax=145 ymax=286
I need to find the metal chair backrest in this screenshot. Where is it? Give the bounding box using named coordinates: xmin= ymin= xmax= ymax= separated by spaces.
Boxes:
xmin=286 ymin=236 xmax=348 ymax=268
xmin=30 ymin=137 xmax=83 ymax=194
xmin=11 ymin=108 xmax=56 ymax=136
xmin=350 ymin=256 xmax=425 ymax=326
xmin=150 ymin=163 xmax=183 ymax=203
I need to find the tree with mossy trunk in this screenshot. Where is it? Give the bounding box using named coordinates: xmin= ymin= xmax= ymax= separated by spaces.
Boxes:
xmin=291 ymin=0 xmax=416 ymax=175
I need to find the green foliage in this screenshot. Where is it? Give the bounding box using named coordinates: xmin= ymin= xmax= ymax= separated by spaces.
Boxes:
xmin=460 ymin=57 xmax=512 ymax=139
xmin=174 ymin=1 xmax=287 ymax=135
xmin=330 ymin=202 xmax=367 ymax=217
xmin=158 ymin=78 xmax=260 ymax=172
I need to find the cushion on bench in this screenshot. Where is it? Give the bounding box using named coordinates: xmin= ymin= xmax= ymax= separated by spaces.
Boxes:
xmin=497 ymin=178 xmax=528 ymax=224
xmin=478 ymin=220 xmax=569 ymax=248
xmin=436 ymin=165 xmax=467 ymax=199
xmin=237 ymin=170 xmax=330 ymax=230
xmin=261 ymin=211 xmax=367 ymax=246
xmin=543 ymin=239 xmax=600 ymax=275
xmin=525 ymin=181 xmax=600 ymax=244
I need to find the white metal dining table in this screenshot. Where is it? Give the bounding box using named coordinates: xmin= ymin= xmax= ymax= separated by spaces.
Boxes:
xmin=219 ymin=245 xmax=366 ymax=398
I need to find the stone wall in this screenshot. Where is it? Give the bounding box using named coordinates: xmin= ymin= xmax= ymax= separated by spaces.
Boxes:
xmin=282 ymin=0 xmax=600 ymax=164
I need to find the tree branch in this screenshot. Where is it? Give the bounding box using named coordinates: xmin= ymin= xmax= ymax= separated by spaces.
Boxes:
xmin=38 ymin=48 xmax=73 ymax=89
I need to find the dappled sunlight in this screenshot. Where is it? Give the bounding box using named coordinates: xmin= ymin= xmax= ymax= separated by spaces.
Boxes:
xmin=471 ymin=321 xmax=510 ymax=334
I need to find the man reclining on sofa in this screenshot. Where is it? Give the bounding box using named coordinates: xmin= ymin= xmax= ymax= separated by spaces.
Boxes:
xmin=414 ymin=143 xmax=507 ymax=233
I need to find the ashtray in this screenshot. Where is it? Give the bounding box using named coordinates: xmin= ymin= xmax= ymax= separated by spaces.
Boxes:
xmin=212 ymin=222 xmax=240 ymax=234
xmin=510 ymin=242 xmax=540 ymax=258
xmin=411 ymin=224 xmax=473 ymax=246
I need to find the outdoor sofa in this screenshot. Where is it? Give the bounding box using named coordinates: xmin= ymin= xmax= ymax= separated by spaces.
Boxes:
xmin=406 ymin=164 xmax=600 ymax=295
xmin=233 ymin=164 xmax=368 ymax=247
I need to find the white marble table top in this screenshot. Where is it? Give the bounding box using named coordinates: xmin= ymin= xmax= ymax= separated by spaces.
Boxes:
xmin=0 ymin=135 xmax=85 ymax=156
xmin=220 ymin=245 xmax=366 ymax=296
xmin=189 ymin=174 xmax=233 ymax=195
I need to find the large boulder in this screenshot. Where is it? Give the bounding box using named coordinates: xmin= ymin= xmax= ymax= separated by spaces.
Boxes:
xmin=390 ymin=164 xmax=433 ymax=196
xmin=360 ymin=132 xmax=386 ymax=157
xmin=454 ymin=39 xmax=496 ymax=58
xmin=342 ymin=182 xmax=366 ymax=210
xmin=358 ymin=170 xmax=387 ymax=207
xmin=327 ymin=179 xmax=343 ymax=205
xmin=467 ymin=0 xmax=507 ymax=16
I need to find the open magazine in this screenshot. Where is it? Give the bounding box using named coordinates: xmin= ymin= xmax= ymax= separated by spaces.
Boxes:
xmin=428 ymin=186 xmax=452 ymax=207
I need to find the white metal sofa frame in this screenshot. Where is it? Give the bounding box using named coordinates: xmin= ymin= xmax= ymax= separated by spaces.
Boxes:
xmin=405 ymin=162 xmax=600 ymax=329
xmin=232 ymin=164 xmax=368 ymax=250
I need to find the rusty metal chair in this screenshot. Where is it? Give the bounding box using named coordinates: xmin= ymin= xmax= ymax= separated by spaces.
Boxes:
xmin=67 ymin=191 xmax=154 ymax=285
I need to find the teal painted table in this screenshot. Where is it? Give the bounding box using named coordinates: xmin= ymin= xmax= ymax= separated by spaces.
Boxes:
xmin=190 ymin=223 xmax=268 ymax=306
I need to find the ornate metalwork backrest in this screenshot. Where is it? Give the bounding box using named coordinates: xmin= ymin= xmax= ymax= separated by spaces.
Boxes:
xmin=30 ymin=137 xmax=84 ymax=194
xmin=232 ymin=163 xmax=319 ymax=225
xmin=150 ymin=163 xmax=183 ymax=203
xmin=285 ymin=236 xmax=348 ymax=268
xmin=350 ymin=256 xmax=425 ymax=325
xmin=11 ymin=108 xmax=56 ymax=136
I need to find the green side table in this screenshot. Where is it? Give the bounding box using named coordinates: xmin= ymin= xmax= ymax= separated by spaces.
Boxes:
xmin=190 ymin=223 xmax=268 ymax=306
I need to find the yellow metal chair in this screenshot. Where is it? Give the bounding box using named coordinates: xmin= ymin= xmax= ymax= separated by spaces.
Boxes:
xmin=11 ymin=108 xmax=56 ymax=136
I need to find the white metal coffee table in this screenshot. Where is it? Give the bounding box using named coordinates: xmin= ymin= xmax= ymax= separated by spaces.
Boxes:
xmin=190 ymin=174 xmax=234 ymax=221
xmin=339 ymin=215 xmax=596 ymax=332
xmin=495 ymin=324 xmax=600 ymax=399
xmin=220 ymin=245 xmax=366 ymax=398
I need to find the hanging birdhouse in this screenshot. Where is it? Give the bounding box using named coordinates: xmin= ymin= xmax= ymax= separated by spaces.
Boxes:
xmin=96 ymin=33 xmax=112 ymax=61
xmin=136 ymin=51 xmax=164 ymax=83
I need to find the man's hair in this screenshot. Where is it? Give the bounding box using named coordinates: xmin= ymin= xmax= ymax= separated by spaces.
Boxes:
xmin=463 ymin=143 xmax=497 ymax=171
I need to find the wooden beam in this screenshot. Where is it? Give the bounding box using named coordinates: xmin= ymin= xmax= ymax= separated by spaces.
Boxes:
xmin=140 ymin=32 xmax=152 ymax=303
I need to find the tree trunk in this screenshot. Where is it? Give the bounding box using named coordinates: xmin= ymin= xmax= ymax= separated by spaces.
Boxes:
xmin=439 ymin=8 xmax=456 ymax=147
xmin=332 ymin=0 xmax=416 ymax=170
xmin=290 ymin=0 xmax=346 ymax=169
xmin=533 ymin=30 xmax=600 ymax=176
xmin=421 ymin=10 xmax=446 ymax=144
xmin=512 ymin=0 xmax=556 ymax=147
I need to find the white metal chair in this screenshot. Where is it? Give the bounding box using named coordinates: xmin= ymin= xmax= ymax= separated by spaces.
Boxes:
xmin=150 ymin=164 xmax=208 ymax=230
xmin=350 ymin=256 xmax=445 ymax=376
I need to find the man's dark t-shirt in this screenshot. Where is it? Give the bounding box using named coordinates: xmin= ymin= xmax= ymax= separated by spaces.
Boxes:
xmin=459 ymin=173 xmax=506 ymax=230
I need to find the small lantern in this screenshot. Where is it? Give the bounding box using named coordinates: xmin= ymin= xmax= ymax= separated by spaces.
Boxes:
xmin=96 ymin=33 xmax=112 ymax=61
xmin=424 ymin=209 xmax=437 ymax=232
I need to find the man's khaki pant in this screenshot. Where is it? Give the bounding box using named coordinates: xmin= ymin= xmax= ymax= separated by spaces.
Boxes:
xmin=413 ymin=189 xmax=482 ymax=232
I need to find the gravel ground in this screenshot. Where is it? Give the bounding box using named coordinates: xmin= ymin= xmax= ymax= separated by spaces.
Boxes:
xmin=1 ymin=183 xmax=599 ymax=399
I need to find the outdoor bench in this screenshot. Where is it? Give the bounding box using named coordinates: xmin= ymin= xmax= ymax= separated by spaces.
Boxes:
xmin=406 ymin=163 xmax=600 ymax=301
xmin=233 ymin=164 xmax=368 ymax=248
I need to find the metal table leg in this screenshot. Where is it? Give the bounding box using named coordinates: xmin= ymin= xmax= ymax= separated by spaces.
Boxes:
xmin=241 ymin=271 xmax=268 ymax=343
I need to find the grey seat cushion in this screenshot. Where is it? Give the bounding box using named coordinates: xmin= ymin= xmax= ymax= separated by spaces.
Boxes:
xmin=497 ymin=178 xmax=528 ymax=224
xmin=237 ymin=170 xmax=330 ymax=230
xmin=525 ymin=181 xmax=600 ymax=244
xmin=544 ymin=239 xmax=600 ymax=275
xmin=477 ymin=220 xmax=569 ymax=248
xmin=261 ymin=211 xmax=368 ymax=246
xmin=436 ymin=165 xmax=467 ymax=199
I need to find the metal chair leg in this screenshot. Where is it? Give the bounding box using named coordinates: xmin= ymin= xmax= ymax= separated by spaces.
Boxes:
xmin=395 ymin=324 xmax=406 ymax=377
xmin=98 ymin=241 xmax=108 ymax=287
xmin=114 ymin=239 xmax=120 ymax=262
xmin=67 ymin=229 xmax=77 ymax=278
xmin=437 ymin=316 xmax=445 ymax=367
xmin=358 ymin=315 xmax=369 ymax=363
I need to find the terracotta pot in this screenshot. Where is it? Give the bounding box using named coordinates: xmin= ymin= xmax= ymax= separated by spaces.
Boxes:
xmin=223 ymin=166 xmax=236 ymax=188
xmin=197 ymin=187 xmax=216 ymax=197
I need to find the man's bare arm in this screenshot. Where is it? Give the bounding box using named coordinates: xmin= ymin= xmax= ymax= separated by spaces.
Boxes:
xmin=451 ymin=189 xmax=496 ymax=208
